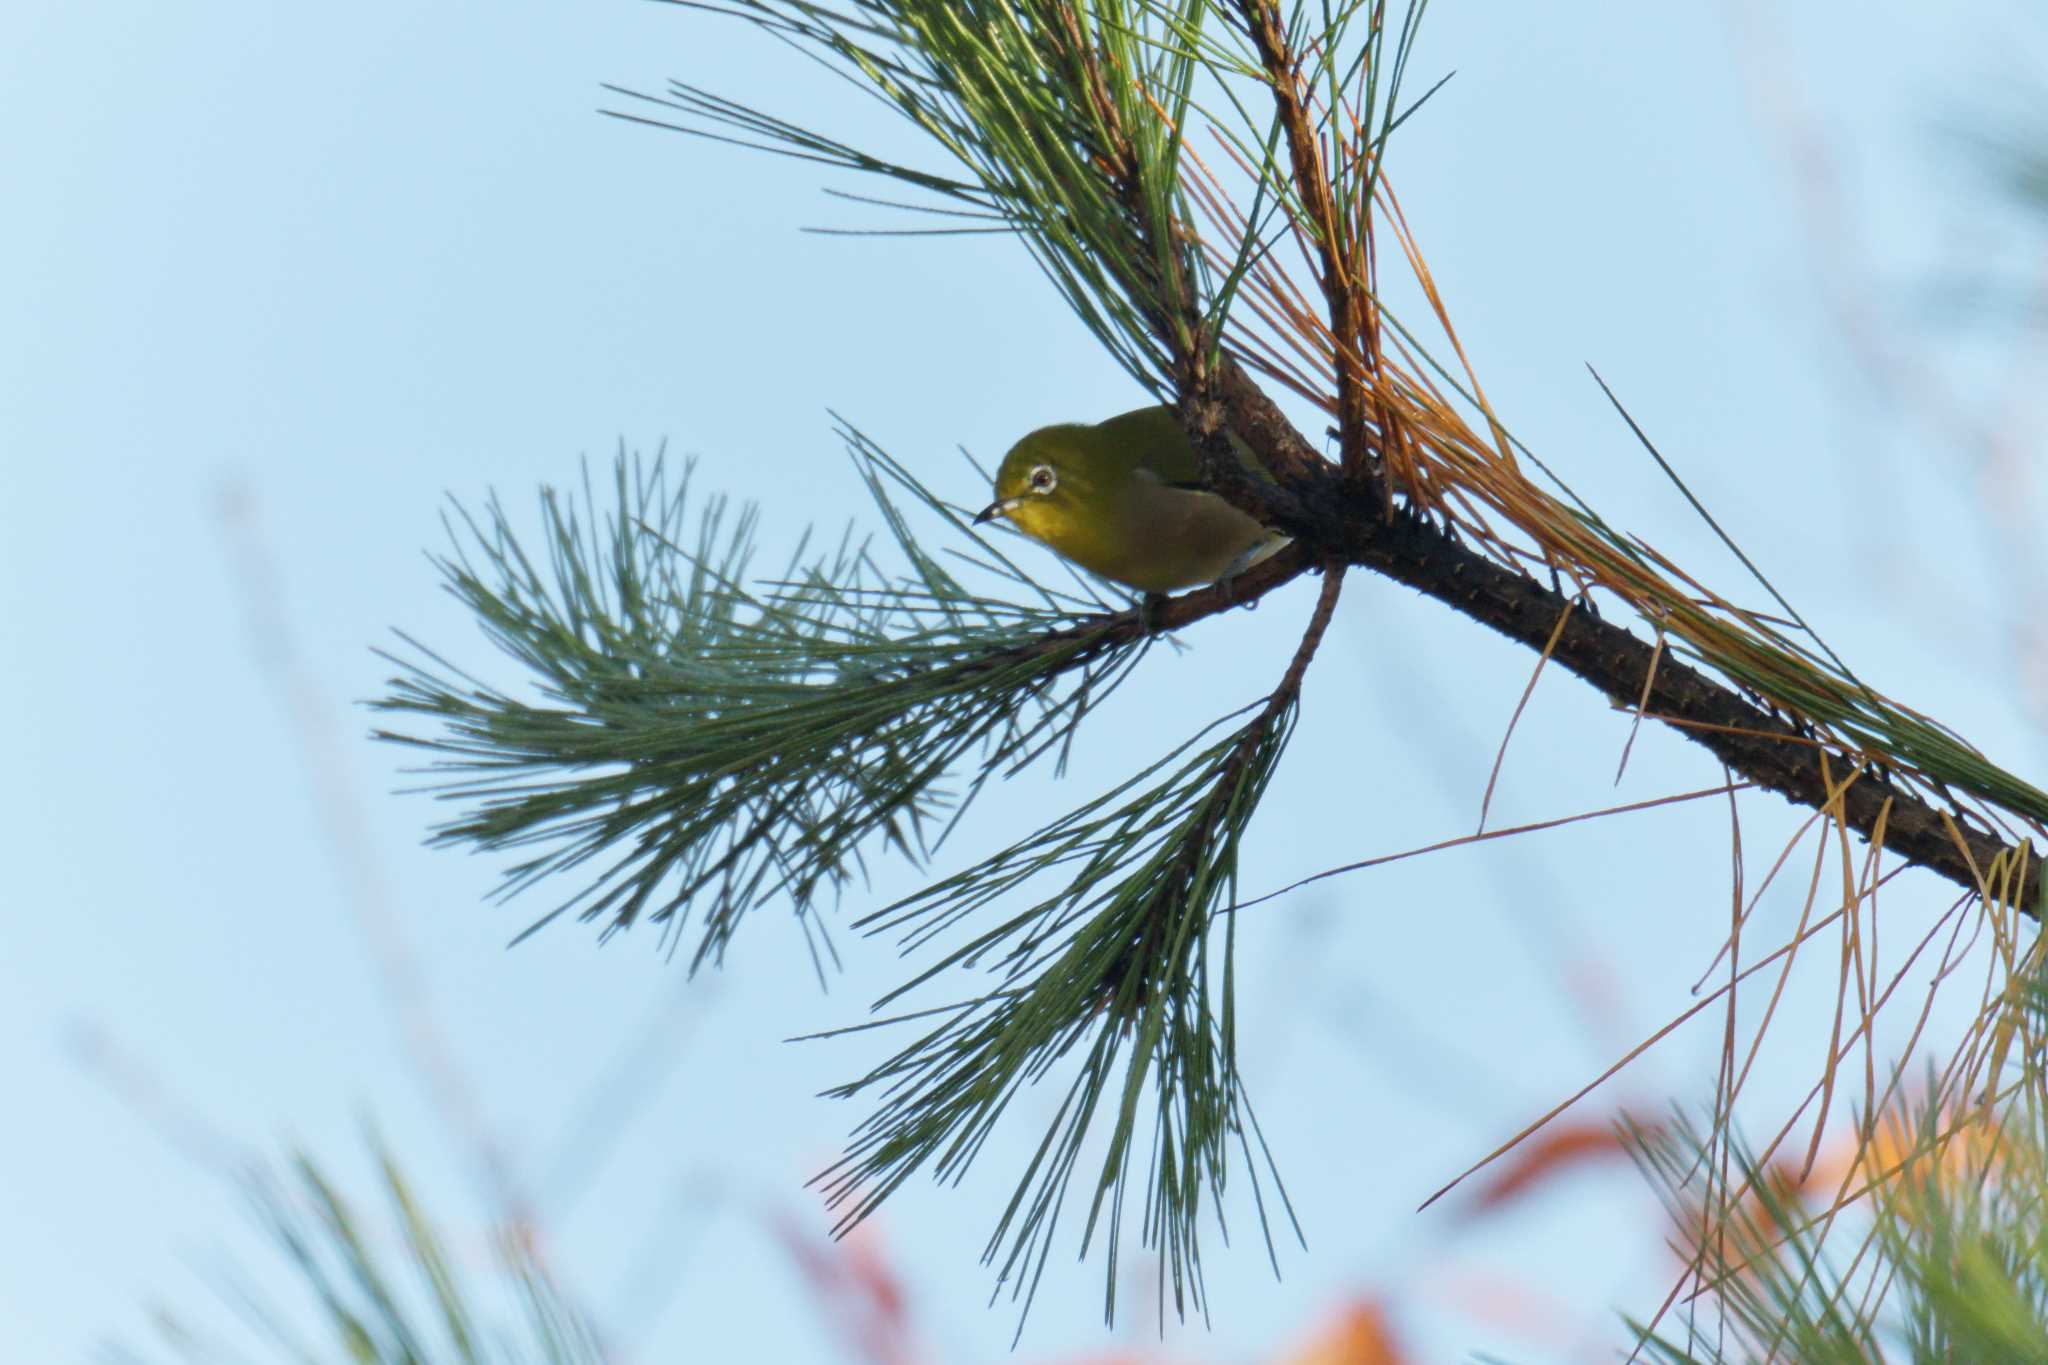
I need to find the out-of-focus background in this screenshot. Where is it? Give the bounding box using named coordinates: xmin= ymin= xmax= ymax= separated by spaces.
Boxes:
xmin=4 ymin=3 xmax=2045 ymax=1360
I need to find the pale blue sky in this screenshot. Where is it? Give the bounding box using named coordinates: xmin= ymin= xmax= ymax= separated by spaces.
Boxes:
xmin=4 ymin=2 xmax=2044 ymax=1361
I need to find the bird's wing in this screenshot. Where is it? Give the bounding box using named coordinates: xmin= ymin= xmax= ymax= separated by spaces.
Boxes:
xmin=1093 ymin=405 xmax=1275 ymax=492
xmin=1094 ymin=406 xmax=1204 ymax=484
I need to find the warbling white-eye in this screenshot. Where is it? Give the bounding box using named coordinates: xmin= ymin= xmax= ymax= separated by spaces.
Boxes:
xmin=973 ymin=405 xmax=1286 ymax=594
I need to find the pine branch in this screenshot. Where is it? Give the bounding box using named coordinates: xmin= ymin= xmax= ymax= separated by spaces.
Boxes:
xmin=373 ymin=440 xmax=1317 ymax=969
xmin=1197 ymin=365 xmax=2046 ymax=915
xmin=1232 ymin=0 xmax=1380 ymax=494
xmin=376 ymin=0 xmax=2048 ymax=1331
xmin=814 ymin=567 xmax=1342 ymax=1329
xmin=618 ymin=0 xmax=2048 ymax=919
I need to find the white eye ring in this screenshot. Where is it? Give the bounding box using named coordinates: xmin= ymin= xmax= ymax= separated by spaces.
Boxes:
xmin=1028 ymin=464 xmax=1057 ymax=493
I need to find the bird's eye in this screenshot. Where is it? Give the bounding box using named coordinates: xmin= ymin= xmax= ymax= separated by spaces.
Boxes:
xmin=1028 ymin=464 xmax=1057 ymax=493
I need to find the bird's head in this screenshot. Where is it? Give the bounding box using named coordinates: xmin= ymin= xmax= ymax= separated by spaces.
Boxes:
xmin=973 ymin=424 xmax=1107 ymax=548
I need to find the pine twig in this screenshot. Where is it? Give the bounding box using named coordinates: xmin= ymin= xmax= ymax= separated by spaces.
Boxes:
xmin=1200 ymin=362 xmax=2045 ymax=915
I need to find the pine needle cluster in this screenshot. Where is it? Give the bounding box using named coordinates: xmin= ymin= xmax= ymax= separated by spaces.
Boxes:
xmin=378 ymin=437 xmax=1155 ymax=977
xmin=111 ymin=1140 xmax=601 ymax=1365
xmin=1633 ymin=959 xmax=2048 ymax=1362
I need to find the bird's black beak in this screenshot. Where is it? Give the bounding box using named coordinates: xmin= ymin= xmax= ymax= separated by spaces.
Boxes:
xmin=973 ymin=497 xmax=1014 ymax=526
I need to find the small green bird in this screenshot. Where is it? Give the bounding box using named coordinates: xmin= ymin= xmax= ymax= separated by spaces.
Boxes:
xmin=973 ymin=406 xmax=1287 ymax=594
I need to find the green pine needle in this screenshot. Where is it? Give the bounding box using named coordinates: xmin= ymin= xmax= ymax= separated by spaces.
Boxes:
xmin=113 ymin=1138 xmax=601 ymax=1365
xmin=813 ymin=701 xmax=1303 ymax=1329
xmin=1630 ymin=958 xmax=2048 ymax=1362
xmin=374 ymin=434 xmax=1151 ymax=974
xmin=374 ymin=408 xmax=1330 ymax=1324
